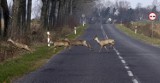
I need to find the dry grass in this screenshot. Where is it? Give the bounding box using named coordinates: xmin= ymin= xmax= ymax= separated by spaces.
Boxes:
xmin=0 ymin=42 xmax=16 ymax=62
xmin=124 ymin=22 xmax=160 ymax=38
xmin=117 ymin=24 xmax=160 ymax=46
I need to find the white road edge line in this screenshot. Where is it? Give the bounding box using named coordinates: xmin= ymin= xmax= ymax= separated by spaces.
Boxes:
xmin=100 ymin=24 xmax=140 ymax=83
xmin=128 ymin=71 xmax=134 ymax=76
xmin=125 ymin=65 xmax=130 ymax=70
xmin=133 ymin=79 xmax=139 ymax=83
xmin=121 ymin=60 xmax=126 ymax=64
xmin=119 ymin=56 xmax=123 ymax=60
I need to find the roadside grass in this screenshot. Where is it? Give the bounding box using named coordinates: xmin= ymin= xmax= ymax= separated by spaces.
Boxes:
xmin=116 ymin=24 xmax=160 ymax=46
xmin=0 ymin=25 xmax=87 ymax=83
xmin=67 ymin=25 xmax=87 ymax=39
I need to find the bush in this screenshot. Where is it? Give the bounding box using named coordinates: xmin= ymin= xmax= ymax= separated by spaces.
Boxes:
xmin=0 ymin=42 xmax=16 ymax=62
xmin=61 ymin=26 xmax=72 ymax=37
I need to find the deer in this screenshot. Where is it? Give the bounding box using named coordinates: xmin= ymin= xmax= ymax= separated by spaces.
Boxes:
xmin=7 ymin=38 xmax=32 ymax=52
xmin=50 ymin=39 xmax=70 ymax=51
xmin=93 ymin=35 xmax=115 ymax=52
xmin=65 ymin=38 xmax=92 ymax=50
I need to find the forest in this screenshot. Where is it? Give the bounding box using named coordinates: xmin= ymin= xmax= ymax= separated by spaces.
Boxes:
xmin=0 ymin=0 xmax=95 ymax=61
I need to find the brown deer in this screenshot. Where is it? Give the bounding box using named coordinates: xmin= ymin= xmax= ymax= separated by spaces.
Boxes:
xmin=51 ymin=39 xmax=70 ymax=51
xmin=65 ymin=39 xmax=92 ymax=50
xmin=7 ymin=38 xmax=32 ymax=52
xmin=94 ymin=35 xmax=115 ymax=52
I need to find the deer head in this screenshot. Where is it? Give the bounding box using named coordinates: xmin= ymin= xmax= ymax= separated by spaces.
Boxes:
xmin=7 ymin=38 xmax=13 ymax=43
xmin=94 ymin=35 xmax=98 ymax=41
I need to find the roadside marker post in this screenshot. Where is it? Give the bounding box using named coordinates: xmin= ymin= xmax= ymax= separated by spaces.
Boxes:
xmin=83 ymin=21 xmax=85 ymax=26
xmin=74 ymin=27 xmax=77 ymax=35
xmin=82 ymin=14 xmax=85 ymax=26
xmin=149 ymin=12 xmax=157 ymax=38
xmin=47 ymin=31 xmax=51 ymax=47
xmin=134 ymin=26 xmax=137 ymax=34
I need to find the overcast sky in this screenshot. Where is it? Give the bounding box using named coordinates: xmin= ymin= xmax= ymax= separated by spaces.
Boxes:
xmin=127 ymin=0 xmax=157 ymax=8
xmin=98 ymin=0 xmax=160 ymax=8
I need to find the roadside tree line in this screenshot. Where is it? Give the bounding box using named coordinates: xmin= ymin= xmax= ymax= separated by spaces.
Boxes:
xmin=91 ymin=0 xmax=159 ymax=23
xmin=0 ymin=0 xmax=95 ymax=42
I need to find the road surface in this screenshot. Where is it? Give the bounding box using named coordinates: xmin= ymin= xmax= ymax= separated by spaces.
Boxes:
xmin=14 ymin=24 xmax=160 ymax=83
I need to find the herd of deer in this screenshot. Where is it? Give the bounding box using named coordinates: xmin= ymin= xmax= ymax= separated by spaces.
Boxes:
xmin=6 ymin=35 xmax=115 ymax=53
xmin=50 ymin=35 xmax=115 ymax=52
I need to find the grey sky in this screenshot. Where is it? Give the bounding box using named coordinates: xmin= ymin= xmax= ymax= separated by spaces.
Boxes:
xmin=127 ymin=0 xmax=157 ymax=8
xmin=98 ymin=0 xmax=160 ymax=8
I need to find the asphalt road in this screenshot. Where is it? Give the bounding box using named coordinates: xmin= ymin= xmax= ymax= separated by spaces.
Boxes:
xmin=14 ymin=24 xmax=160 ymax=83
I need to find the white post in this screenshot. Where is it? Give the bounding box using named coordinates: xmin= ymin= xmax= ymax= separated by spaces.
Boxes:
xmin=135 ymin=29 xmax=137 ymax=34
xmin=135 ymin=26 xmax=137 ymax=34
xmin=83 ymin=21 xmax=85 ymax=26
xmin=82 ymin=14 xmax=85 ymax=26
xmin=47 ymin=31 xmax=51 ymax=47
xmin=74 ymin=27 xmax=77 ymax=34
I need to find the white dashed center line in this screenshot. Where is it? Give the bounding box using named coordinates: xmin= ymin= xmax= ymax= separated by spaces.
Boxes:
xmin=125 ymin=66 xmax=130 ymax=70
xmin=100 ymin=24 xmax=140 ymax=83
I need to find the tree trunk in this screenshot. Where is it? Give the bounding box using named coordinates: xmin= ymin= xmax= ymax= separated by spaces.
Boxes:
xmin=64 ymin=0 xmax=70 ymax=25
xmin=26 ymin=0 xmax=32 ymax=34
xmin=20 ymin=0 xmax=26 ymax=35
xmin=69 ymin=0 xmax=73 ymax=16
xmin=10 ymin=0 xmax=21 ymax=39
xmin=49 ymin=0 xmax=57 ymax=30
xmin=41 ymin=0 xmax=50 ymax=30
xmin=0 ymin=0 xmax=9 ymax=38
xmin=56 ymin=0 xmax=65 ymax=28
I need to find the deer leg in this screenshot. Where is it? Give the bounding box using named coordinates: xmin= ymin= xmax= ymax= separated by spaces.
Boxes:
xmin=26 ymin=46 xmax=32 ymax=53
xmin=99 ymin=46 xmax=103 ymax=52
xmin=84 ymin=43 xmax=88 ymax=48
xmin=67 ymin=46 xmax=71 ymax=51
xmin=89 ymin=44 xmax=93 ymax=51
xmin=86 ymin=43 xmax=92 ymax=50
xmin=104 ymin=46 xmax=109 ymax=52
xmin=53 ymin=46 xmax=56 ymax=52
xmin=109 ymin=43 xmax=114 ymax=49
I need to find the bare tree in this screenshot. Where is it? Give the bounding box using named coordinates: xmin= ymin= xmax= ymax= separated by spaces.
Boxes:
xmin=40 ymin=0 xmax=50 ymax=30
xmin=10 ymin=0 xmax=32 ymax=40
xmin=26 ymin=0 xmax=32 ymax=33
xmin=0 ymin=0 xmax=9 ymax=38
xmin=10 ymin=0 xmax=21 ymax=39
xmin=19 ymin=0 xmax=26 ymax=35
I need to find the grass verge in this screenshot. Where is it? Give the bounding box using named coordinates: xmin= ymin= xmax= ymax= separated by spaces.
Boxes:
xmin=116 ymin=24 xmax=160 ymax=46
xmin=67 ymin=25 xmax=88 ymax=39
xmin=0 ymin=25 xmax=87 ymax=83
